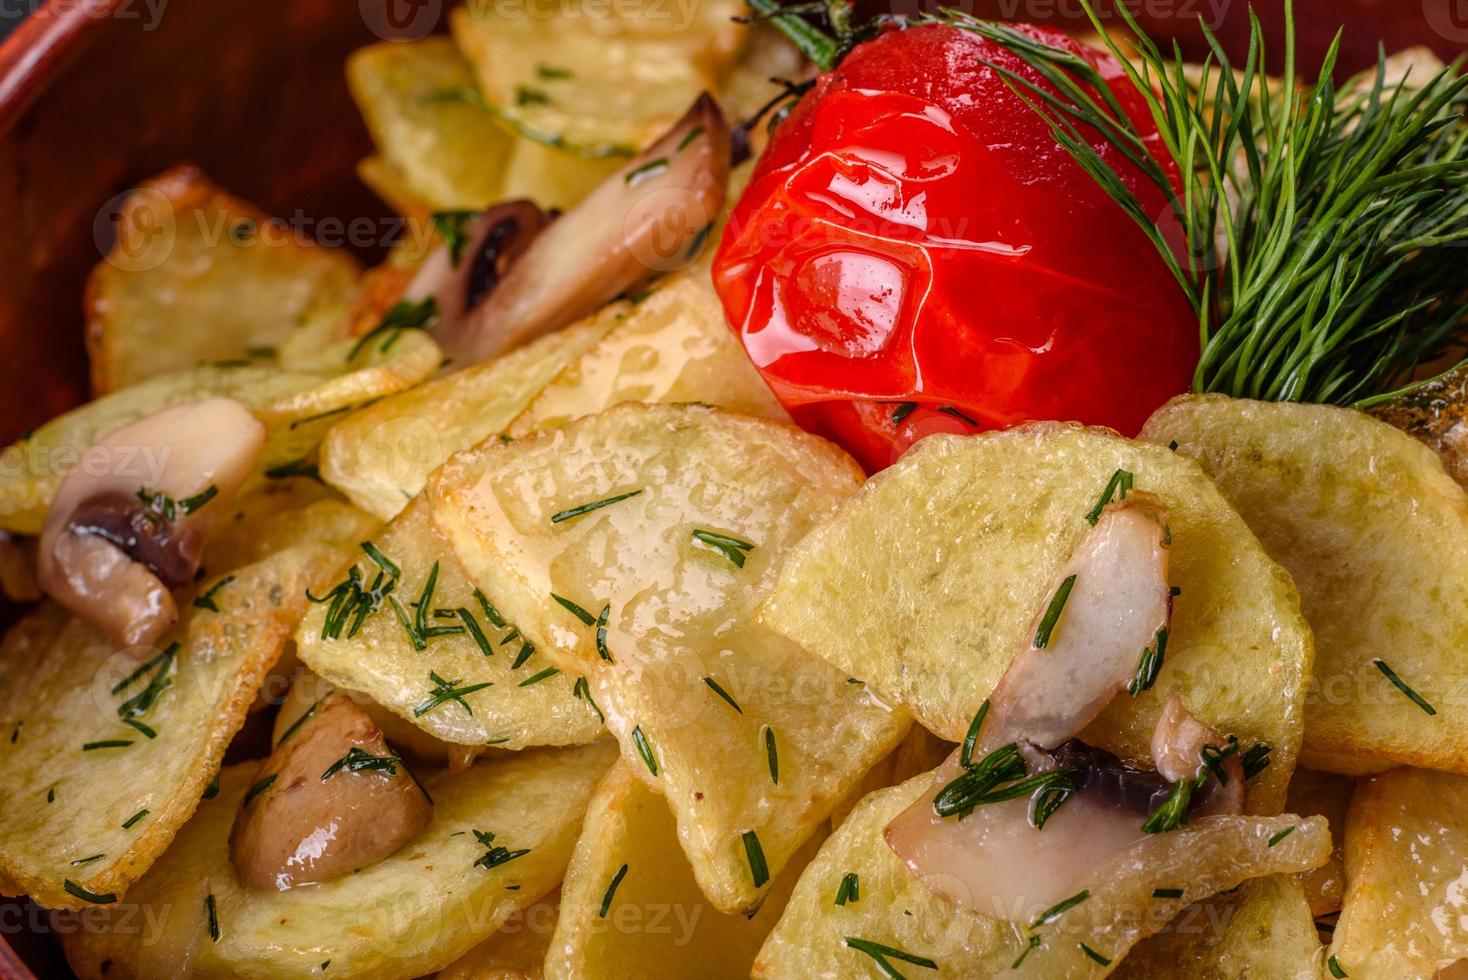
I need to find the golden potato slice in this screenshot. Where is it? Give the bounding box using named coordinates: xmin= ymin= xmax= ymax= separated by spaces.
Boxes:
xmin=499 ymin=137 xmax=624 ymax=212
xmin=297 ymin=496 xmax=602 ymax=749
xmin=754 ymin=773 xmax=1329 ymax=979
xmin=828 ymin=725 xmax=952 ymax=831
xmin=1286 ymin=767 xmax=1354 ymax=918
xmin=61 ymin=741 xmax=616 ymax=979
xmin=203 ymin=485 xmax=381 ymax=573
xmin=0 ymin=544 xmax=340 ymax=909
xmin=546 ymin=763 xmax=822 ymax=979
xmin=761 ymin=424 xmax=1312 ymax=812
xmin=440 ymin=894 xmax=560 ymax=980
xmin=451 ymin=0 xmax=745 ymax=157
xmin=1114 ymin=875 xmax=1322 ymax=979
xmin=85 ymin=166 xmax=360 ymax=396
xmin=430 ymin=404 xmax=908 ymax=912
xmin=1142 ymin=395 xmax=1468 ymax=774
xmin=0 ymin=328 xmax=440 ymax=536
xmin=1328 ymin=767 xmax=1468 ymax=977
xmin=347 ymin=38 xmax=514 ymax=212
xmin=505 ymin=276 xmax=785 ymax=438
xmin=322 ymin=317 xmax=613 ymax=520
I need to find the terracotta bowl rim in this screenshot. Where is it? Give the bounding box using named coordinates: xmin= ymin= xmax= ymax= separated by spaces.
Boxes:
xmin=0 ymin=0 xmax=129 ymax=135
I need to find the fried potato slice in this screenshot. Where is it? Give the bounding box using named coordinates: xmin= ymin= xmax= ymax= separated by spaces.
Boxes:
xmin=1114 ymin=875 xmax=1323 ymax=979
xmin=546 ymin=763 xmax=822 ymax=979
xmin=61 ymin=741 xmax=616 ymax=979
xmin=85 ymin=166 xmax=361 ymax=396
xmin=506 ymin=276 xmax=785 ymax=438
xmin=1286 ymin=767 xmax=1354 ymax=918
xmin=0 ymin=544 xmax=340 ymax=909
xmin=322 ymin=317 xmax=613 ymax=520
xmin=828 ymin=725 xmax=952 ymax=831
xmin=440 ymin=894 xmax=560 ymax=980
xmin=430 ymin=404 xmax=908 ymax=912
xmin=0 ymin=331 xmax=441 ymax=535
xmin=753 ymin=774 xmax=1329 ymax=979
xmin=347 ymin=38 xmax=514 ymax=212
xmin=297 ymin=496 xmax=603 ymax=749
xmin=1328 ymin=767 xmax=1468 ymax=978
xmin=451 ymin=0 xmax=745 ymax=157
xmin=499 ymin=136 xmax=625 ymax=212
xmin=1141 ymin=395 xmax=1468 ymax=774
xmin=761 ymin=424 xmax=1311 ymax=812
xmin=202 ymin=483 xmax=381 ymax=573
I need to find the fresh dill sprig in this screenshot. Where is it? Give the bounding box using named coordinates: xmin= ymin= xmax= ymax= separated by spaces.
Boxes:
xmin=550 ymin=489 xmax=642 ymax=524
xmin=320 ymin=747 xmax=401 ymax=781
xmin=692 ymin=530 xmax=757 ymax=568
xmin=471 ymin=830 xmax=530 ymax=871
xmin=414 ymin=672 xmax=492 ymax=717
xmin=946 ymin=2 xmax=1468 ymax=406
xmin=599 ymin=863 xmax=629 ymax=917
xmin=742 ymin=830 xmax=769 ymax=887
xmin=843 ymin=937 xmax=938 ymax=977
xmin=834 ymin=871 xmax=860 ymax=906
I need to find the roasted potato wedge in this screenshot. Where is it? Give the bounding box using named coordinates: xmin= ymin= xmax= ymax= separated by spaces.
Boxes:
xmin=506 ymin=275 xmax=785 ymax=438
xmin=1142 ymin=395 xmax=1468 ymax=774
xmin=430 ymin=404 xmax=909 ymax=913
xmin=86 ymin=167 xmax=361 ymax=396
xmin=322 ymin=317 xmax=614 ymax=520
xmin=296 ymin=496 xmax=603 ymax=750
xmin=546 ymin=763 xmax=822 ymax=979
xmin=760 ymin=423 xmax=1312 ymax=812
xmin=451 ymin=0 xmax=745 ymax=158
xmin=440 ymin=894 xmax=560 ymax=980
xmin=1328 ymin=767 xmax=1468 ymax=978
xmin=0 ymin=544 xmax=340 ymax=909
xmin=347 ymin=38 xmax=514 ymax=212
xmin=1114 ymin=875 xmax=1323 ymax=979
xmin=60 ymin=741 xmax=616 ymax=979
xmin=753 ymin=773 xmax=1329 ymax=978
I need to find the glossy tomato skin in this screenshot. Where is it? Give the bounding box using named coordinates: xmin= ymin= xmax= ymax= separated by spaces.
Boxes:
xmin=713 ymin=23 xmax=1198 ymax=471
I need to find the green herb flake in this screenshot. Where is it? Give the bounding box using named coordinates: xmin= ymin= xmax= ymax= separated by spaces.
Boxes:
xmin=121 ymin=809 xmax=149 ymax=829
xmin=348 ymin=297 xmax=439 ymax=360
xmin=677 ymin=125 xmax=705 ymax=152
xmin=1032 ymin=889 xmax=1090 ymax=928
xmin=81 ymin=740 xmax=133 ymax=752
xmin=890 ymin=401 xmax=918 ymax=425
xmin=595 ymin=604 xmax=614 ymax=662
xmin=844 ymin=936 xmax=938 ymax=976
xmin=551 ymin=592 xmax=597 ymax=626
xmin=764 ymin=726 xmax=779 ymax=785
xmin=244 ymin=775 xmax=277 ymax=806
xmin=321 ymin=747 xmax=401 ymax=782
xmin=937 ymin=405 xmax=979 ymax=427
xmin=536 ymin=63 xmax=573 ymax=80
xmin=276 ymin=702 xmax=319 ymax=747
xmin=515 ymin=85 xmax=551 ymax=106
xmin=550 ymin=489 xmax=642 ymax=524
xmin=122 ymin=718 xmax=157 ymax=739
xmin=1011 ymin=934 xmax=1042 ymax=969
xmin=1152 ymin=887 xmax=1184 ymax=898
xmin=632 ymin=725 xmax=659 ymax=777
xmin=1268 ymin=825 xmax=1296 ymax=848
xmin=192 ymin=574 xmax=235 ymax=612
xmin=703 ymin=677 xmax=742 ymax=714
xmin=518 ymin=666 xmax=561 ymax=688
xmin=624 ymin=158 xmax=670 ymax=185
xmin=1078 ymin=943 xmax=1111 ymax=967
xmin=742 ymin=830 xmax=769 ymax=888
xmin=265 ymin=457 xmax=321 ymax=481
xmin=459 ymin=607 xmax=494 ymax=657
xmin=1085 ymin=469 xmax=1134 ymax=525
xmin=1128 ymin=627 xmax=1169 ymax=697
xmin=834 ymin=871 xmax=860 ymax=906
xmin=432 ymin=209 xmax=479 ymax=266
xmin=414 ymin=672 xmax=492 ymax=718
xmin=206 ymin=893 xmax=221 ymax=942
xmin=958 ymin=698 xmax=990 ymax=769
xmin=1033 ymin=575 xmax=1077 ymax=649
xmin=63 ymin=880 xmax=117 ymax=905
xmin=69 ymin=854 xmax=105 ymax=866
xmin=599 ymin=863 xmax=629 ymax=918
xmin=573 ymin=677 xmax=604 ymax=722
xmin=471 ymin=829 xmax=531 ymax=871
xmin=1373 ymin=659 xmax=1437 ymax=715
xmin=1328 ymin=955 xmax=1348 ymax=978
xmin=692 ymin=529 xmax=756 ymax=568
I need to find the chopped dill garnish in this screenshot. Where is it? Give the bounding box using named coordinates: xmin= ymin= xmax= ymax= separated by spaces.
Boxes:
xmin=764 ymin=727 xmax=779 ymax=785
xmin=595 ymin=603 xmax=614 ymax=662
xmin=243 ymin=775 xmax=277 ymax=806
xmin=551 ymin=593 xmax=597 ymax=626
xmin=1085 ymin=469 xmax=1133 ymax=525
xmin=624 ymin=158 xmax=670 ymax=185
xmin=349 ymin=297 xmax=439 ymax=360
xmin=692 ymin=529 xmax=756 ymax=568
xmin=122 ymin=718 xmax=156 ymax=739
xmin=677 ymin=125 xmax=705 ymax=151
xmin=69 ymin=854 xmax=104 ymax=866
xmin=321 ymin=747 xmax=401 ymax=781
xmin=310 ymin=543 xmax=401 ymax=641
xmin=1373 ymin=659 xmax=1437 ymax=715
xmin=206 ymin=894 xmax=221 ymax=942
xmin=1241 ymin=743 xmax=1273 ymax=780
xmin=9 ymin=721 xmax=18 ymax=744
xmin=1142 ymin=777 xmax=1197 ymax=834
xmin=573 ymin=677 xmax=604 ymax=722
xmin=475 ymin=589 xmax=507 ymax=628
xmin=1011 ymin=935 xmax=1042 ymax=969
xmin=201 ymin=775 xmax=219 ymax=800
xmin=192 ymin=575 xmax=235 ymax=612
xmin=703 ymin=677 xmax=742 ymax=714
xmin=511 ymin=641 xmax=535 ymax=669
xmin=632 ymin=725 xmax=659 ymax=776
xmin=550 ymin=489 xmax=642 ymax=523
xmin=113 ymin=642 xmax=178 ymax=722
xmin=1268 ymin=825 xmax=1296 ymax=848
xmin=959 ymin=699 xmax=990 ymax=769
xmin=81 ymin=740 xmax=133 ymax=751
xmin=844 ymin=937 xmax=938 ymax=976
xmin=391 ymin=562 xmax=465 ymax=651
xmin=1078 ymin=943 xmax=1111 ymax=967
xmin=1128 ymin=628 xmax=1169 ymax=697
xmin=276 ymin=702 xmax=319 ymax=747
xmin=1033 ymin=575 xmax=1076 ymax=649
xmin=518 ymin=666 xmax=560 ymax=688
xmin=414 ymin=672 xmax=491 ymax=717
xmin=458 ymin=607 xmax=494 ymax=656
xmin=536 ymin=63 xmax=573 ymax=80
xmin=599 ymin=863 xmax=629 ymax=917
xmin=121 ymin=809 xmax=149 ymax=829
xmin=742 ymin=830 xmax=769 ymax=887
xmin=515 ymin=85 xmax=551 ymax=107
xmin=63 ymin=880 xmax=116 ymax=905
xmin=890 ymin=401 xmax=918 ymax=425
xmin=1032 ymin=890 xmax=1089 ymax=928
xmin=937 ymin=405 xmax=979 ymax=426
xmin=472 ymin=830 xmax=530 ymax=871
xmin=265 ymin=457 xmax=321 ymax=481
xmin=1328 ymin=955 xmax=1348 ymax=978
xmin=1152 ymin=887 xmax=1184 ymax=899
xmin=834 ymin=872 xmax=860 ymax=906
xmin=432 ymin=210 xmax=479 ymax=266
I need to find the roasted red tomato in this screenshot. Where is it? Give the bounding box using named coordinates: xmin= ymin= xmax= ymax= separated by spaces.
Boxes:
xmin=712 ymin=23 xmax=1198 ymax=471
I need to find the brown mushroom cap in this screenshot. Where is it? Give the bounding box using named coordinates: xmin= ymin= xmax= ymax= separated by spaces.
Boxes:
xmin=36 ymin=398 xmax=263 ymax=648
xmin=231 ymin=690 xmax=433 ymax=891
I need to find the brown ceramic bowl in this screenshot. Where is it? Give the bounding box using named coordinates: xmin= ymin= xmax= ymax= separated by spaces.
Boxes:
xmin=0 ymin=0 xmax=1461 ymax=976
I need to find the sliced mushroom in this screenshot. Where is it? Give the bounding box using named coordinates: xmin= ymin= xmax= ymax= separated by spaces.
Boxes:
xmin=37 ymin=398 xmax=263 ymax=648
xmin=984 ymin=495 xmax=1172 ymax=750
xmin=231 ymin=690 xmax=432 ymax=890
xmin=441 ymin=93 xmax=730 ymax=364
xmin=402 ymin=199 xmax=550 ymax=346
xmin=882 ymin=496 xmax=1231 ymax=919
xmin=1151 ymin=694 xmax=1245 ymax=816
